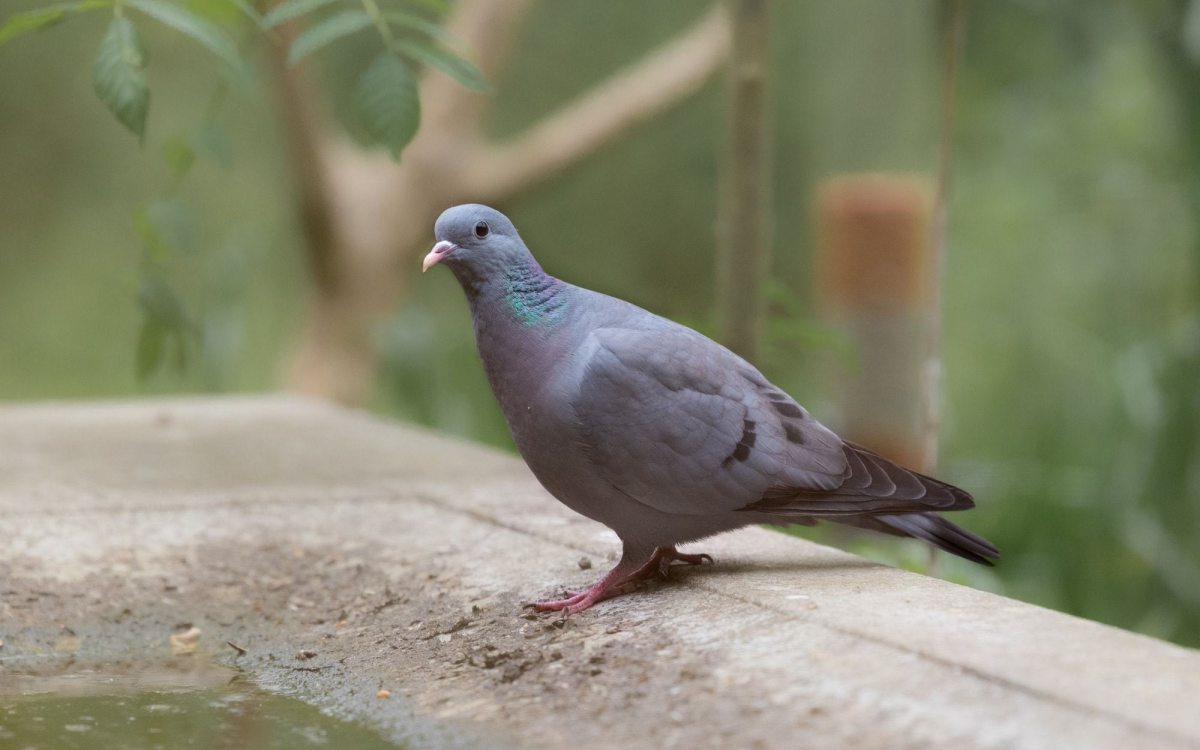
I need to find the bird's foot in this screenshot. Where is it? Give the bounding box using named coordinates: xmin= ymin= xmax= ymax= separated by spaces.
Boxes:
xmin=627 ymin=546 xmax=714 ymax=582
xmin=526 ymin=579 xmax=621 ymax=614
xmin=524 ymin=547 xmax=713 ymax=615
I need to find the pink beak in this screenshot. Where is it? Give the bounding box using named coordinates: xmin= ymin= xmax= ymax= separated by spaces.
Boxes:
xmin=422 ymin=241 xmax=456 ymax=272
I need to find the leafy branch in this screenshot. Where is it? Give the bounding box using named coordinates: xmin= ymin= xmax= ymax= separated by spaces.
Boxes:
xmin=266 ymin=0 xmax=488 ymax=156
xmin=2 ymin=0 xmax=730 ymax=399
xmin=0 ymin=0 xmax=488 ymax=379
xmin=0 ymin=0 xmax=486 ymax=154
xmin=1 ymin=0 xmax=249 ymax=140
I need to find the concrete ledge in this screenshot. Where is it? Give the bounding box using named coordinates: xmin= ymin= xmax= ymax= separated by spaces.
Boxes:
xmin=1 ymin=396 xmax=1197 ymax=749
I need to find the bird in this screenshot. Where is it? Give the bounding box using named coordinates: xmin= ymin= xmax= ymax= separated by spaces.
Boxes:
xmin=423 ymin=204 xmax=998 ymax=614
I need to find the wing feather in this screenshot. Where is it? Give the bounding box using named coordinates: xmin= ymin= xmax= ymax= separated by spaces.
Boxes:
xmin=570 ymin=324 xmax=972 ymax=520
xmin=571 ymin=327 xmax=845 ymax=515
xmin=746 ymin=442 xmax=974 ymax=515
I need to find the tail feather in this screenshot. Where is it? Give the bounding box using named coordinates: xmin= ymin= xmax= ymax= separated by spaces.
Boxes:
xmin=839 ymin=512 xmax=1000 ymax=566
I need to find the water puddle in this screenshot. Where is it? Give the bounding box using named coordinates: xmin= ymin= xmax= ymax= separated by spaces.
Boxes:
xmin=0 ymin=663 xmax=401 ymax=749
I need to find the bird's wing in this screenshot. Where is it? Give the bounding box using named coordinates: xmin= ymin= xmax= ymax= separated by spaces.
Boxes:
xmin=570 ymin=326 xmax=848 ymax=515
xmin=571 ymin=325 xmax=973 ymax=517
xmin=742 ymin=440 xmax=974 ymax=515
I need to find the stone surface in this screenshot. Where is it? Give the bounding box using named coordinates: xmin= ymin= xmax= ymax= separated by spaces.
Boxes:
xmin=1 ymin=396 xmax=1197 ymax=749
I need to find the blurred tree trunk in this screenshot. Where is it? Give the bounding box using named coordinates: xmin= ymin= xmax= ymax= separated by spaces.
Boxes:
xmin=716 ymin=0 xmax=772 ymax=364
xmin=272 ymin=1 xmax=731 ymax=404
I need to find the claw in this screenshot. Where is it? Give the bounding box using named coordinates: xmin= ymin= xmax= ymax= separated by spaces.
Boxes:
xmin=529 ymin=589 xmax=591 ymax=612
xmin=525 ymin=546 xmax=715 ymax=614
xmin=669 ymin=551 xmax=713 ymax=567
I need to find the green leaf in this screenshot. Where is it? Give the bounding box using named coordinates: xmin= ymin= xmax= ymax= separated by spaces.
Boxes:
xmin=0 ymin=7 xmax=69 ymax=44
xmin=127 ymin=0 xmax=244 ymax=75
xmin=0 ymin=1 xmax=108 ymax=46
xmin=138 ymin=274 xmax=189 ymax=328
xmin=134 ymin=206 xmax=168 ymax=262
xmin=135 ymin=198 xmax=198 ymax=259
xmin=382 ymin=11 xmax=453 ymax=44
xmin=192 ymin=122 xmax=233 ymax=168
xmin=184 ymin=0 xmax=245 ymax=26
xmin=352 ymin=52 xmax=419 ymax=159
xmin=148 ymin=199 xmax=198 ymax=254
xmin=225 ymin=0 xmax=268 ymax=29
xmin=406 ymin=0 xmax=448 ymax=12
xmin=172 ymin=325 xmax=191 ymax=371
xmin=395 ymin=39 xmax=489 ymax=92
xmin=136 ymin=318 xmax=167 ymax=380
xmin=263 ymin=0 xmax=337 ymax=28
xmin=0 ymin=8 xmax=66 ymax=45
xmin=93 ymin=16 xmax=150 ymax=141
xmin=138 ymin=279 xmax=185 ymax=327
xmin=287 ymin=9 xmax=370 ymax=64
xmin=163 ymin=135 xmax=196 ymax=177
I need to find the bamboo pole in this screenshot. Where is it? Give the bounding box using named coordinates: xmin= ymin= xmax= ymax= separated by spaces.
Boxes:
xmin=921 ymin=0 xmax=967 ymax=473
xmin=716 ymin=0 xmax=772 ymax=364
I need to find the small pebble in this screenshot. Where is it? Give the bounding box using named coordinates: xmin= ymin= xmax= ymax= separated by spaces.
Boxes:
xmin=577 ymin=557 xmax=593 ymax=570
xmin=376 ymin=689 xmax=391 ymax=699
xmin=169 ymin=626 xmax=201 ymax=656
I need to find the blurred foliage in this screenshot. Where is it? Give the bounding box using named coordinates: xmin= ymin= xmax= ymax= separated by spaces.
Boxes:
xmin=1 ymin=0 xmax=1198 ymax=646
xmin=0 ymin=0 xmax=484 ymax=376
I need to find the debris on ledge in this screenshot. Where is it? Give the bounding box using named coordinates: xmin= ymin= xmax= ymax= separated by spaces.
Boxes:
xmin=1 ymin=396 xmax=1197 ymax=750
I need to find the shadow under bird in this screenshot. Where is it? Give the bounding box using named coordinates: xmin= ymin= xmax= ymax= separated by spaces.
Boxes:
xmin=423 ymin=204 xmax=999 ymax=614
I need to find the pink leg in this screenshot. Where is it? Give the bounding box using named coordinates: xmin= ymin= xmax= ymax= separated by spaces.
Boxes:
xmin=527 ymin=546 xmax=713 ymax=615
xmin=527 ymin=560 xmax=635 ymax=614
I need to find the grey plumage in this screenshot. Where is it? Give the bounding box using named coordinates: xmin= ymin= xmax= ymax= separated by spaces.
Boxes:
xmin=424 ymin=204 xmax=998 ymax=613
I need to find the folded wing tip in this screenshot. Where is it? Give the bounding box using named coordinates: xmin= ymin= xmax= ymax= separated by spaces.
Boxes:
xmin=743 ymin=441 xmax=978 ymax=516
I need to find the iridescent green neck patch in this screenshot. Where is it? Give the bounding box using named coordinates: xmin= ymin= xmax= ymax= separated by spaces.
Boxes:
xmin=504 ymin=264 xmax=568 ymax=327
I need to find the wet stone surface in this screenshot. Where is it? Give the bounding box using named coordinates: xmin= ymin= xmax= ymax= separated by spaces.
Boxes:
xmin=1 ymin=525 xmax=732 ymax=750
xmin=1 ymin=665 xmax=400 ymax=750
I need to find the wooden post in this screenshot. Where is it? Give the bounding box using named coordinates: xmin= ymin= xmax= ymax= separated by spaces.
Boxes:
xmin=716 ymin=0 xmax=772 ymax=364
xmin=816 ymin=175 xmax=934 ymax=472
xmin=816 ymin=4 xmax=965 ymax=477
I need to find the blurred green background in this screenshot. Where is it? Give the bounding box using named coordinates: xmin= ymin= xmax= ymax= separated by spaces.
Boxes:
xmin=1 ymin=0 xmax=1197 ymax=646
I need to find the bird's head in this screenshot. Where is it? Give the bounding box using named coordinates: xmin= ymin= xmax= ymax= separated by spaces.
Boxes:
xmin=423 ymin=204 xmax=530 ymax=278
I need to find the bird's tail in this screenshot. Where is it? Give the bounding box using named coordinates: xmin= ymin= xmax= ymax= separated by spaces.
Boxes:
xmin=837 ymin=512 xmax=1000 ymax=566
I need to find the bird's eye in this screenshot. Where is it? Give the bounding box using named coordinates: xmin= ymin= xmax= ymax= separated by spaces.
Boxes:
xmin=474 ymin=221 xmax=490 ymax=239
